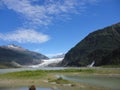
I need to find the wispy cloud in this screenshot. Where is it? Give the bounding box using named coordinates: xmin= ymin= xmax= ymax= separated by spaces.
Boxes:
xmin=0 ymin=0 xmax=98 ymax=26
xmin=0 ymin=0 xmax=98 ymax=44
xmin=0 ymin=29 xmax=50 ymax=43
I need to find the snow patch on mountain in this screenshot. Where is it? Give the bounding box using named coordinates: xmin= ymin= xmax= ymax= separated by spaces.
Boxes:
xmin=6 ymin=44 xmax=26 ymax=51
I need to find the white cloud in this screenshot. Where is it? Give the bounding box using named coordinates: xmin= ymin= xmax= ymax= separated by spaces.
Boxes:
xmin=0 ymin=1 xmax=3 ymax=8
xmin=0 ymin=0 xmax=98 ymax=26
xmin=0 ymin=0 xmax=98 ymax=44
xmin=0 ymin=29 xmax=50 ymax=43
xmin=1 ymin=0 xmax=50 ymax=26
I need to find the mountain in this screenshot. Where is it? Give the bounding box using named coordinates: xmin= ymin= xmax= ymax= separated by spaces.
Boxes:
xmin=0 ymin=44 xmax=49 ymax=68
xmin=102 ymin=47 xmax=120 ymax=65
xmin=51 ymin=53 xmax=65 ymax=59
xmin=62 ymin=22 xmax=120 ymax=67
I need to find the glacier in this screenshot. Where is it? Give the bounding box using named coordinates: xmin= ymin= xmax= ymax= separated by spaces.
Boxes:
xmin=29 ymin=58 xmax=63 ymax=68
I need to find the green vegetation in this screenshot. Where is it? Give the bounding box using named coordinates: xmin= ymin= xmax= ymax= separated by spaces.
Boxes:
xmin=0 ymin=69 xmax=94 ymax=78
xmin=101 ymin=64 xmax=120 ymax=68
xmin=0 ymin=68 xmax=120 ymax=79
xmin=0 ymin=63 xmax=20 ymax=69
xmin=0 ymin=70 xmax=47 ymax=79
xmin=0 ymin=64 xmax=8 ymax=69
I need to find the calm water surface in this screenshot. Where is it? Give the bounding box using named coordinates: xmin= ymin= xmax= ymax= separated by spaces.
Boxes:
xmin=62 ymin=74 xmax=120 ymax=90
xmin=0 ymin=87 xmax=53 ymax=90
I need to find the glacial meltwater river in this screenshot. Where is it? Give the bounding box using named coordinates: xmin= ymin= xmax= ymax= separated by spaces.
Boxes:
xmin=0 ymin=67 xmax=66 ymax=74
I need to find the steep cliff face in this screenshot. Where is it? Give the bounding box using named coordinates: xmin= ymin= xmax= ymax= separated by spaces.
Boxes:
xmin=62 ymin=23 xmax=120 ymax=66
xmin=0 ymin=44 xmax=49 ymax=67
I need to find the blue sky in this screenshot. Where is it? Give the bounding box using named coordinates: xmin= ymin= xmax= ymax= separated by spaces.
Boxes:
xmin=0 ymin=0 xmax=120 ymax=57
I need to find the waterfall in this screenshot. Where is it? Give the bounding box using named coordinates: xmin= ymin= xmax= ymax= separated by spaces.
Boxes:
xmin=87 ymin=61 xmax=95 ymax=67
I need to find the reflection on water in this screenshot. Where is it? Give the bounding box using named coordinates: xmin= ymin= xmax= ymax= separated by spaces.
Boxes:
xmin=0 ymin=87 xmax=53 ymax=90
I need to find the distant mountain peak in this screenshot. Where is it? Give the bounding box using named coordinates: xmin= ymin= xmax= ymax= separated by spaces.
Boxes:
xmin=8 ymin=44 xmax=20 ymax=48
xmin=6 ymin=44 xmax=26 ymax=51
xmin=51 ymin=53 xmax=65 ymax=59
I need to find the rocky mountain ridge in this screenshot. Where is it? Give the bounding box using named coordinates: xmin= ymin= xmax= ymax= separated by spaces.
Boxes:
xmin=0 ymin=44 xmax=49 ymax=68
xmin=62 ymin=22 xmax=120 ymax=66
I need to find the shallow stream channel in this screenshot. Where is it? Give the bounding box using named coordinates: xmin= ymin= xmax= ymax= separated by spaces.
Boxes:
xmin=60 ymin=74 xmax=120 ymax=90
